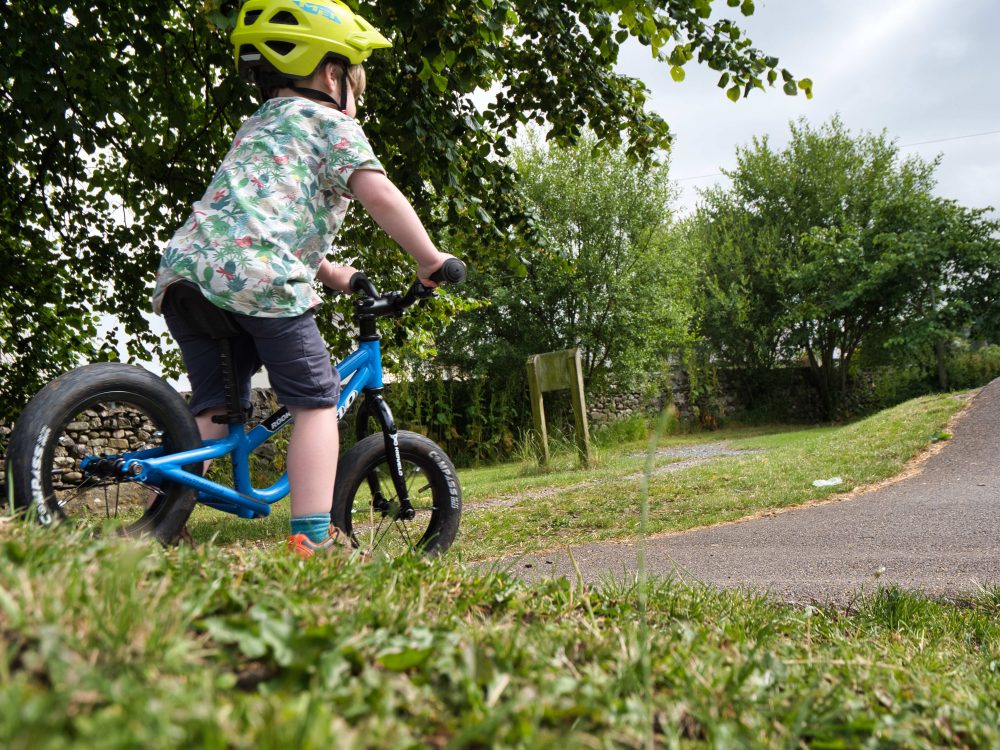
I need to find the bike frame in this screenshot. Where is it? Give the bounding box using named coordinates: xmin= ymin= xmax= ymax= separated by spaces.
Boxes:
xmin=96 ymin=336 xmax=399 ymax=520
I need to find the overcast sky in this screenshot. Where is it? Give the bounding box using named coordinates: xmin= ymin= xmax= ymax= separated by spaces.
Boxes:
xmin=615 ymin=0 xmax=999 ymax=218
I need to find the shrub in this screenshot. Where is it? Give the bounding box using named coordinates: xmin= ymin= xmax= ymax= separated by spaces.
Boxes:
xmin=946 ymin=344 xmax=1000 ymax=389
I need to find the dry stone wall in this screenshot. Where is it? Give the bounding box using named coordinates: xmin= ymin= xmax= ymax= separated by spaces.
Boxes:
xmin=0 ymin=388 xmax=277 ymax=492
xmin=586 ymin=367 xmax=826 ymax=425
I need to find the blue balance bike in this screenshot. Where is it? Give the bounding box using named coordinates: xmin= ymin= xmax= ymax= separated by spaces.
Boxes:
xmin=5 ymin=259 xmax=466 ymax=557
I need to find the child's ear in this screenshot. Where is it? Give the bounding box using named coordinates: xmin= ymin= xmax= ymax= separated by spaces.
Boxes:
xmin=324 ymin=61 xmax=336 ymax=85
xmin=319 ymin=60 xmax=338 ymax=91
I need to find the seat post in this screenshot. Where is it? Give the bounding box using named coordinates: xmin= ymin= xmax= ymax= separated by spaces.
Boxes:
xmin=213 ymin=337 xmax=246 ymax=425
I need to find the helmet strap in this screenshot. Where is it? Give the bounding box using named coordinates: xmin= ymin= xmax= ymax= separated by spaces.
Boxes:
xmin=290 ymin=67 xmax=351 ymax=113
xmin=290 ymin=86 xmax=343 ymax=109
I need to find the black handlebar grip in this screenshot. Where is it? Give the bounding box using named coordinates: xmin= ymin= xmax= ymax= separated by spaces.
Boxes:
xmin=428 ymin=258 xmax=467 ymax=285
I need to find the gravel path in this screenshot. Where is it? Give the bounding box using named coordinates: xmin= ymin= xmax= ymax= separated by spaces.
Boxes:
xmin=505 ymin=380 xmax=1000 ymax=604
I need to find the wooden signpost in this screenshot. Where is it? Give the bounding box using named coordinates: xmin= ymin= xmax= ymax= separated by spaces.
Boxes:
xmin=525 ymin=348 xmax=594 ymax=467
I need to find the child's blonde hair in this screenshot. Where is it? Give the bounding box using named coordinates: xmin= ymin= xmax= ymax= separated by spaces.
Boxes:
xmin=338 ymin=60 xmax=367 ymax=100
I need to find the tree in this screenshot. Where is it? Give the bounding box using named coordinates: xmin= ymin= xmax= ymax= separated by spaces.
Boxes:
xmin=689 ymin=116 xmax=1000 ymax=418
xmin=867 ymin=200 xmax=1000 ymax=390
xmin=673 ymin=204 xmax=784 ymax=409
xmin=439 ymin=130 xmax=693 ymax=389
xmin=1 ymin=0 xmax=808 ymax=426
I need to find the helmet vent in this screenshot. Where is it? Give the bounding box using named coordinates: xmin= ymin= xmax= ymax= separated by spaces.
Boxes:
xmin=269 ymin=11 xmax=299 ymax=25
xmin=265 ymin=40 xmax=296 ymax=56
xmin=243 ymin=9 xmax=262 ymax=25
xmin=238 ymin=44 xmax=263 ymax=62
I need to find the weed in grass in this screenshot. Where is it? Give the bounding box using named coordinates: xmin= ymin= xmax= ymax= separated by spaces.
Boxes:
xmin=512 ymin=427 xmax=600 ymax=476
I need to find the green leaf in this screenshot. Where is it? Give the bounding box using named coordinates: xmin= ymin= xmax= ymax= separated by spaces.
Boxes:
xmin=202 ymin=617 xmax=268 ymax=660
xmin=782 ymin=80 xmax=798 ymax=96
xmin=727 ymin=85 xmax=741 ymax=102
xmin=670 ymin=65 xmax=686 ymax=83
xmin=377 ymin=628 xmax=436 ymax=671
xmin=417 ymin=58 xmax=430 ymax=82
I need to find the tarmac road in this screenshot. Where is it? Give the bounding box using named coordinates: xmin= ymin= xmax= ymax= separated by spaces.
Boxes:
xmin=507 ymin=379 xmax=1000 ymax=604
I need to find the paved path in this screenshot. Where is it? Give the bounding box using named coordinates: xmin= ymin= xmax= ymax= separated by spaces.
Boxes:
xmin=507 ymin=379 xmax=1000 ymax=604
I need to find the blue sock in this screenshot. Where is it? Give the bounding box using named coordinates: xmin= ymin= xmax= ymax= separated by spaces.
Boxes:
xmin=290 ymin=513 xmax=331 ymax=544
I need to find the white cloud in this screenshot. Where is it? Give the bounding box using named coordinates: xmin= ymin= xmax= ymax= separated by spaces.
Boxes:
xmin=823 ymin=0 xmax=938 ymax=85
xmin=615 ymin=0 xmax=1000 ymax=217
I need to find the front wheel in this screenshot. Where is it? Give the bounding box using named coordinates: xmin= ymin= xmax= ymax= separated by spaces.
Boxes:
xmin=5 ymin=363 xmax=202 ymax=544
xmin=332 ymin=431 xmax=461 ymax=557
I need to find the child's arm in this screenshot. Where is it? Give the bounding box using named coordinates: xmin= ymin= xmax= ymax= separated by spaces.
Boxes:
xmin=348 ymin=169 xmax=451 ymax=284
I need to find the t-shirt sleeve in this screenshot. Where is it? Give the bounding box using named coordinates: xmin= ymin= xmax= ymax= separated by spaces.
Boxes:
xmin=322 ymin=118 xmax=385 ymax=197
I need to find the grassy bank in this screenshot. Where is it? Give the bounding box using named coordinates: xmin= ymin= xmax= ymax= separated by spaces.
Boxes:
xmin=454 ymin=391 xmax=968 ymax=560
xmin=3 ymin=390 xmax=996 ymax=747
xmin=1 ymin=529 xmax=997 ymax=748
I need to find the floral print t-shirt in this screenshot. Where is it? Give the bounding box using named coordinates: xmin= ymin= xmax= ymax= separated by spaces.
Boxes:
xmin=152 ymin=96 xmax=383 ymax=317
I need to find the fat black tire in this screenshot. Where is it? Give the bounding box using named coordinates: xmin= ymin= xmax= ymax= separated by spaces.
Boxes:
xmin=332 ymin=431 xmax=461 ymax=557
xmin=5 ymin=363 xmax=202 ymax=544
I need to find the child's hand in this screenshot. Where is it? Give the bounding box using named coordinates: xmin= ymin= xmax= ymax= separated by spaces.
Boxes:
xmin=318 ymin=260 xmax=360 ymax=294
xmin=417 ymin=253 xmax=456 ymax=288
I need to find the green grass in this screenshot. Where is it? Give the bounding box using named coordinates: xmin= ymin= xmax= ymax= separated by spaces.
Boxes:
xmin=451 ymin=392 xmax=968 ymax=560
xmin=2 ymin=390 xmax=995 ymax=747
xmin=0 ymin=527 xmax=997 ymax=748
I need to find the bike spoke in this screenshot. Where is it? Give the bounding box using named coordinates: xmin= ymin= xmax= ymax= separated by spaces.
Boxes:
xmin=54 ymin=478 xmax=102 ymax=510
xmin=370 ymin=516 xmax=394 ymax=551
xmin=342 ymin=438 xmax=458 ymax=558
xmin=396 ymin=518 xmax=414 ymax=547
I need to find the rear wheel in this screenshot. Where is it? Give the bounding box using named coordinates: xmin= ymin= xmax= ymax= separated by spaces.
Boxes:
xmin=332 ymin=431 xmax=461 ymax=557
xmin=5 ymin=363 xmax=202 ymax=544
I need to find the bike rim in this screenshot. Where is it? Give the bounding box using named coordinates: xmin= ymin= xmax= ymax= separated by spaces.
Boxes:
xmin=347 ymin=456 xmax=445 ymax=557
xmin=42 ymin=393 xmax=175 ymax=523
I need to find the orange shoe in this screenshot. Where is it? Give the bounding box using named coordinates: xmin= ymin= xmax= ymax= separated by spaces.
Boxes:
xmin=287 ymin=527 xmax=360 ymax=560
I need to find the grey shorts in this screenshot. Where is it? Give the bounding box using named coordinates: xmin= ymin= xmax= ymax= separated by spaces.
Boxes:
xmin=162 ymin=291 xmax=340 ymax=416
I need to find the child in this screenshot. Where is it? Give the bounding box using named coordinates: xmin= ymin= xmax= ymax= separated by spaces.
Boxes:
xmin=151 ymin=0 xmax=456 ymax=558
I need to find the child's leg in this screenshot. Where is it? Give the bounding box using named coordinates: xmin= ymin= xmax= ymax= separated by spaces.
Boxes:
xmin=287 ymin=405 xmax=340 ymax=541
xmin=195 ymin=407 xmax=229 ymax=444
xmin=235 ymin=311 xmax=341 ymax=548
xmin=146 ymin=406 xmax=228 ymax=512
xmin=194 ymin=407 xmax=229 ymax=472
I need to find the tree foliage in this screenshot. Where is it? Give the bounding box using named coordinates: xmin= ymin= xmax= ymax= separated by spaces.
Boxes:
xmin=687 ymin=116 xmax=1000 ymax=418
xmin=0 ymin=0 xmax=805 ymax=425
xmin=438 ymin=130 xmax=692 ymax=389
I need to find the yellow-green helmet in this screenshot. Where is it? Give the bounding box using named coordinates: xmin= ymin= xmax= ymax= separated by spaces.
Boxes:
xmin=232 ymin=0 xmax=391 ymax=78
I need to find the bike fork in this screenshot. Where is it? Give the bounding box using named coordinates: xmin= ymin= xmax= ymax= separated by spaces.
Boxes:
xmin=359 ymin=391 xmax=415 ymax=520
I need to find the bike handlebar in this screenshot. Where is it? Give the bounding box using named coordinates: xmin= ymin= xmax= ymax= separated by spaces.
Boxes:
xmin=343 ymin=258 xmax=467 ymax=319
